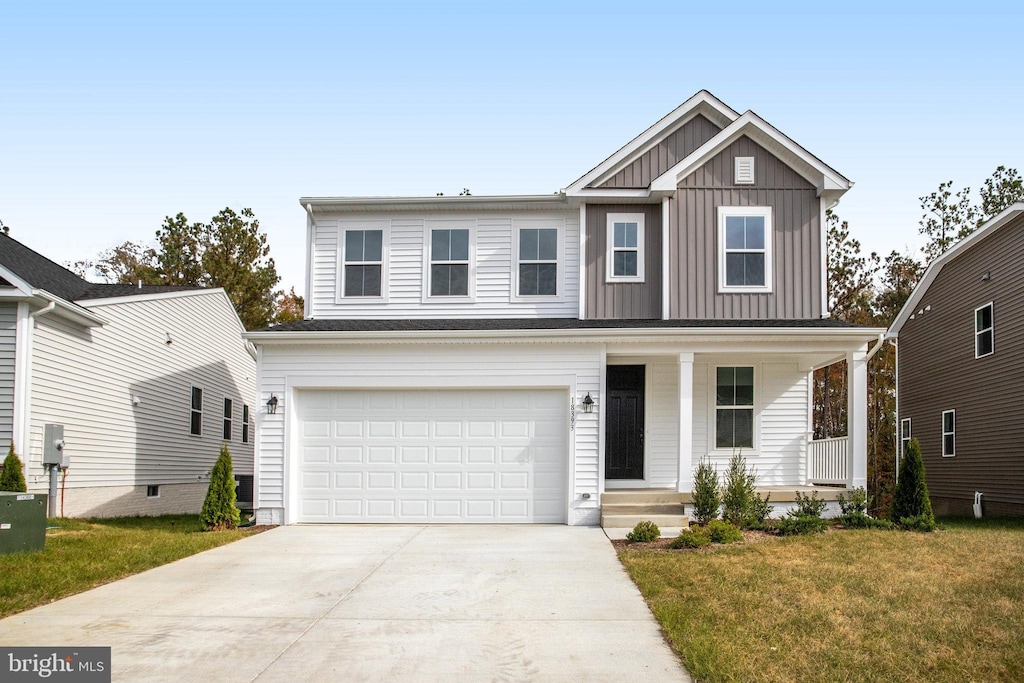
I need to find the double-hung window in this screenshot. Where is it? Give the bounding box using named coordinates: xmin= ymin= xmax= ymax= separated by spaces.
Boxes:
xmin=430 ymin=228 xmax=470 ymax=297
xmin=343 ymin=228 xmax=384 ymax=297
xmin=975 ymin=303 xmax=993 ymax=358
xmin=942 ymin=410 xmax=955 ymax=457
xmin=190 ymin=386 xmax=203 ymax=436
xmin=715 ymin=367 xmax=754 ymax=449
xmin=718 ymin=206 xmax=772 ymax=292
xmin=242 ymin=405 xmax=250 ymax=444
xmin=900 ymin=418 xmax=911 ymax=458
xmin=606 ymin=213 xmax=645 ymax=282
xmin=223 ymin=398 xmax=233 ymax=440
xmin=518 ymin=227 xmax=558 ymax=296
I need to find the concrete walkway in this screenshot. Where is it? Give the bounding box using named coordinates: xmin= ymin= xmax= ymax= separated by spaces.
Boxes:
xmin=0 ymin=525 xmax=690 ymax=682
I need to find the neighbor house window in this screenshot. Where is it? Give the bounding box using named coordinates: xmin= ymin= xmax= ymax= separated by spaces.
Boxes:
xmin=430 ymin=228 xmax=470 ymax=296
xmin=716 ymin=366 xmax=754 ymax=449
xmin=900 ymin=418 xmax=911 ymax=458
xmin=975 ymin=302 xmax=993 ymax=358
xmin=343 ymin=228 xmax=384 ymax=297
xmin=223 ymin=398 xmax=233 ymax=440
xmin=606 ymin=213 xmax=645 ymax=282
xmin=718 ymin=206 xmax=772 ymax=292
xmin=942 ymin=410 xmax=955 ymax=457
xmin=242 ymin=405 xmax=250 ymax=444
xmin=518 ymin=227 xmax=558 ymax=296
xmin=190 ymin=386 xmax=203 ymax=436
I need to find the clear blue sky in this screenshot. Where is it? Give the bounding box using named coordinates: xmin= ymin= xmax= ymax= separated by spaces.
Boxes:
xmin=1 ymin=1 xmax=1021 ymax=292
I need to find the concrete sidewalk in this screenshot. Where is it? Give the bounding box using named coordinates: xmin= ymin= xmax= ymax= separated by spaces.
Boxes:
xmin=0 ymin=525 xmax=690 ymax=682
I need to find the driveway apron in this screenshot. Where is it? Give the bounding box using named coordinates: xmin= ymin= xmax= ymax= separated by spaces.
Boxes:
xmin=0 ymin=525 xmax=690 ymax=682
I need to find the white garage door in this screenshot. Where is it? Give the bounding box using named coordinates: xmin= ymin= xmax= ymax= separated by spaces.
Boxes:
xmin=295 ymin=389 xmax=567 ymax=523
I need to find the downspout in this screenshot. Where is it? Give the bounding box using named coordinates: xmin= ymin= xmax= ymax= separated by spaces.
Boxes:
xmin=864 ymin=333 xmax=884 ymax=362
xmin=30 ymin=301 xmax=56 ymax=319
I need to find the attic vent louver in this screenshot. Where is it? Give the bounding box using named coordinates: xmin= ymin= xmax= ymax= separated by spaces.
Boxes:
xmin=734 ymin=156 xmax=755 ymax=185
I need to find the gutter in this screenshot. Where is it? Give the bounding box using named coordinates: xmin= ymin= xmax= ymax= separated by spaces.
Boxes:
xmin=864 ymin=333 xmax=885 ymax=362
xmin=29 ymin=301 xmax=55 ymax=319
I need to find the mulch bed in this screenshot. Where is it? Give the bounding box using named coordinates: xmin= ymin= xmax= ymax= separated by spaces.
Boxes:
xmin=612 ymin=528 xmax=804 ymax=553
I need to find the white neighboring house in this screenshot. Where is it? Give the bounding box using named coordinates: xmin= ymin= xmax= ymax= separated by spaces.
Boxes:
xmin=0 ymin=233 xmax=255 ymax=517
xmin=247 ymin=91 xmax=885 ymax=527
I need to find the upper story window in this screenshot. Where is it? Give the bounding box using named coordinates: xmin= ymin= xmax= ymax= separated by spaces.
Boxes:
xmin=223 ymin=398 xmax=233 ymax=440
xmin=975 ymin=302 xmax=993 ymax=358
xmin=430 ymin=228 xmax=470 ymax=297
xmin=900 ymin=418 xmax=911 ymax=458
xmin=190 ymin=386 xmax=203 ymax=436
xmin=606 ymin=213 xmax=645 ymax=283
xmin=517 ymin=227 xmax=559 ymax=296
xmin=942 ymin=409 xmax=955 ymax=457
xmin=343 ymin=228 xmax=384 ymax=297
xmin=715 ymin=366 xmax=754 ymax=450
xmin=242 ymin=405 xmax=250 ymax=444
xmin=718 ymin=206 xmax=772 ymax=293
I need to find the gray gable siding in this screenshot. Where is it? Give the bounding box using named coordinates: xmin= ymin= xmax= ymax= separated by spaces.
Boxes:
xmin=898 ymin=213 xmax=1024 ymax=515
xmin=668 ymin=136 xmax=822 ymax=319
xmin=584 ymin=204 xmax=662 ymax=319
xmin=595 ymin=115 xmax=721 ymax=189
xmin=0 ymin=303 xmax=15 ymax=448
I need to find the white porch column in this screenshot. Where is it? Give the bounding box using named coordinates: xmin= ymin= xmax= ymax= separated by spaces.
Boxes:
xmin=847 ymin=347 xmax=868 ymax=489
xmin=677 ymin=352 xmax=694 ymax=493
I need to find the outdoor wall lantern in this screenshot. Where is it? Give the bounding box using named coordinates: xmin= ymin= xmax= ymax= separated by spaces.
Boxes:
xmin=582 ymin=393 xmax=594 ymax=413
xmin=266 ymin=394 xmax=279 ymax=414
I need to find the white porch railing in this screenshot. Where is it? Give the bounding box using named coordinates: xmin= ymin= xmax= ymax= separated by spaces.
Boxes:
xmin=808 ymin=436 xmax=849 ymax=485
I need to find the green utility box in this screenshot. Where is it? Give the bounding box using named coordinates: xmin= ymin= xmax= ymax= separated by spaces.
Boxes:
xmin=0 ymin=492 xmax=47 ymax=554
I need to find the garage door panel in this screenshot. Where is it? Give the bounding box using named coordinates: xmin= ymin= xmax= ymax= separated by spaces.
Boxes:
xmin=296 ymin=388 xmax=567 ymax=523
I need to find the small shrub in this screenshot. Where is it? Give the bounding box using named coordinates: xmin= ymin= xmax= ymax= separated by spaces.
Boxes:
xmin=200 ymin=445 xmax=240 ymax=531
xmin=899 ymin=514 xmax=936 ymax=532
xmin=748 ymin=491 xmax=773 ymax=528
xmin=891 ymin=438 xmax=935 ymax=527
xmin=776 ymin=514 xmax=829 ymax=536
xmin=793 ymin=490 xmax=827 ymax=517
xmin=837 ymin=511 xmax=894 ymax=529
xmin=837 ymin=487 xmax=869 ymax=515
xmin=721 ymin=452 xmax=758 ymax=527
xmin=669 ymin=527 xmax=711 ymax=549
xmin=626 ymin=520 xmax=660 ymax=543
xmin=691 ymin=458 xmax=721 ymax=524
xmin=705 ymin=519 xmax=743 ymax=544
xmin=0 ymin=443 xmax=27 ymax=493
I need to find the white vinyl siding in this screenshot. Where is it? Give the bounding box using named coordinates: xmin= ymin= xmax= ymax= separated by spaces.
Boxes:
xmin=0 ymin=303 xmax=18 ymax=446
xmin=309 ymin=211 xmax=580 ymax=318
xmin=25 ymin=292 xmax=255 ymax=492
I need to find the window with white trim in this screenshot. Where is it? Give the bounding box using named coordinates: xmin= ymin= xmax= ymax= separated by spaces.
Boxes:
xmin=606 ymin=213 xmax=645 ymax=283
xmin=975 ymin=302 xmax=993 ymax=358
xmin=430 ymin=228 xmax=470 ymax=296
xmin=242 ymin=405 xmax=250 ymax=444
xmin=942 ymin=410 xmax=955 ymax=457
xmin=517 ymin=227 xmax=558 ymax=296
xmin=718 ymin=206 xmax=772 ymax=292
xmin=343 ymin=229 xmax=384 ymax=297
xmin=715 ymin=366 xmax=754 ymax=449
xmin=146 ymin=485 xmax=160 ymax=498
xmin=900 ymin=418 xmax=911 ymax=459
xmin=190 ymin=386 xmax=202 ymax=436
xmin=223 ymin=398 xmax=233 ymax=440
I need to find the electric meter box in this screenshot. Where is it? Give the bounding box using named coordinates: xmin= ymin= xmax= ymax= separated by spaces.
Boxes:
xmin=42 ymin=423 xmax=69 ymax=468
xmin=0 ymin=492 xmax=47 ymax=554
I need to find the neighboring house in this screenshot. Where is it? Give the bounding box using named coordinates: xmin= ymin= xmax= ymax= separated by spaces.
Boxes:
xmin=246 ymin=91 xmax=885 ymax=526
xmin=0 ymin=233 xmax=255 ymax=517
xmin=887 ymin=204 xmax=1024 ymax=517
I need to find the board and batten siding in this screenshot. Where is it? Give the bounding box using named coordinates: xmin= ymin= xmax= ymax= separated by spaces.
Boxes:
xmin=669 ymin=136 xmax=822 ymax=319
xmin=256 ymin=342 xmax=602 ymax=525
xmin=595 ymin=114 xmax=721 ymax=189
xmin=898 ymin=212 xmax=1024 ymax=515
xmin=0 ymin=303 xmax=16 ymax=447
xmin=308 ymin=211 xmax=580 ymax=319
xmin=26 ymin=292 xmax=255 ymax=492
xmin=584 ymin=204 xmax=662 ymax=319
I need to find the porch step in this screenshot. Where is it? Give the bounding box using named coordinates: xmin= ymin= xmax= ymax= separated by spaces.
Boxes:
xmin=600 ymin=503 xmax=687 ymax=515
xmin=600 ymin=513 xmax=690 ymax=529
xmin=601 ymin=490 xmax=689 ymax=505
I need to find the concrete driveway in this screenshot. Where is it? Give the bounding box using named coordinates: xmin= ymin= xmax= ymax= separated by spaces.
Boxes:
xmin=0 ymin=525 xmax=689 ymax=682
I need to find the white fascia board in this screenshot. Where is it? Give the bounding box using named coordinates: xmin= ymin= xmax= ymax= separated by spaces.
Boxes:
xmin=650 ymin=112 xmax=852 ymax=197
xmin=565 ymin=91 xmax=741 ymax=194
xmin=81 ymin=287 xmax=248 ymax=336
xmin=299 ymin=194 xmax=570 ymax=213
xmin=0 ymin=265 xmax=35 ymax=297
xmin=30 ymin=290 xmax=106 ymax=327
xmin=887 ymin=204 xmax=1024 ymax=338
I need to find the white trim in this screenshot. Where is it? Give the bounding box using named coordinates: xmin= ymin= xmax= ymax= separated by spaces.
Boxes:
xmin=717 ymin=206 xmax=773 ymax=293
xmin=12 ymin=302 xmax=31 ymax=456
xmin=190 ymin=385 xmax=203 ymax=437
xmin=603 ymin=360 xmax=651 ymax=485
xmin=820 ymin=199 xmax=830 ymax=317
xmin=422 ymin=219 xmax=476 ymax=302
xmin=709 ymin=364 xmax=759 ymax=454
xmin=677 ymin=352 xmax=694 ymax=493
xmin=597 ymin=347 xmax=607 ymax=497
xmin=661 ymin=198 xmax=670 ymax=320
xmin=304 ymin=204 xmax=314 ymax=319
xmin=80 ymin=287 xmax=228 ymax=308
xmin=974 ymin=301 xmax=994 ymax=358
xmin=889 ymin=204 xmax=1024 ymax=338
xmin=242 ymin=404 xmax=250 ymax=444
xmin=337 ymin=220 xmax=390 ymax=303
xmin=223 ymin=397 xmax=233 ymax=441
xmin=301 ymin=194 xmax=570 ymax=212
xmin=942 ymin=409 xmax=956 ymax=457
xmin=734 ymin=156 xmax=755 ymax=185
xmin=578 ymin=204 xmax=587 ymax=319
xmin=511 ymin=218 xmax=565 ymax=302
xmin=605 ymin=213 xmax=645 ymax=283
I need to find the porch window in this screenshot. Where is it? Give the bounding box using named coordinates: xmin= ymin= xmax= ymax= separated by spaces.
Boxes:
xmin=942 ymin=410 xmax=955 ymax=457
xmin=343 ymin=228 xmax=384 ymax=297
xmin=718 ymin=206 xmax=772 ymax=292
xmin=975 ymin=302 xmax=993 ymax=358
xmin=716 ymin=366 xmax=754 ymax=449
xmin=430 ymin=228 xmax=470 ymax=296
xmin=605 ymin=213 xmax=645 ymax=283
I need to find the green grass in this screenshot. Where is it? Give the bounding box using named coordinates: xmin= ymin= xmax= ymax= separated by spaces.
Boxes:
xmin=0 ymin=515 xmax=263 ymax=618
xmin=618 ymin=518 xmax=1024 ymax=683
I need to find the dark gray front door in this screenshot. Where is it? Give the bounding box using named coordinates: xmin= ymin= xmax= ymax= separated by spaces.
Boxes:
xmin=606 ymin=365 xmax=645 ymax=480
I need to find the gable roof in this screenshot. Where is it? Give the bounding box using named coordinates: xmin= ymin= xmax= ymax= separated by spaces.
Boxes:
xmin=887 ymin=203 xmax=1024 ymax=338
xmin=0 ymin=232 xmax=94 ymax=301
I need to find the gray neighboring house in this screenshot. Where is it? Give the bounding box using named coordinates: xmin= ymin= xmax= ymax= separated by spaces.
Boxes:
xmin=888 ymin=203 xmax=1024 ymax=517
xmin=0 ymin=233 xmax=255 ymax=517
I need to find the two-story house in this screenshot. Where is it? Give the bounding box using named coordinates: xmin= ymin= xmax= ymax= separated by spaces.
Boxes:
xmin=246 ymin=91 xmax=885 ymax=526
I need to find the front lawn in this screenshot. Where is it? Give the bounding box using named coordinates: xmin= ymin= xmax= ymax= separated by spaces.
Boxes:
xmin=618 ymin=518 xmax=1024 ymax=683
xmin=0 ymin=515 xmax=264 ymax=618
